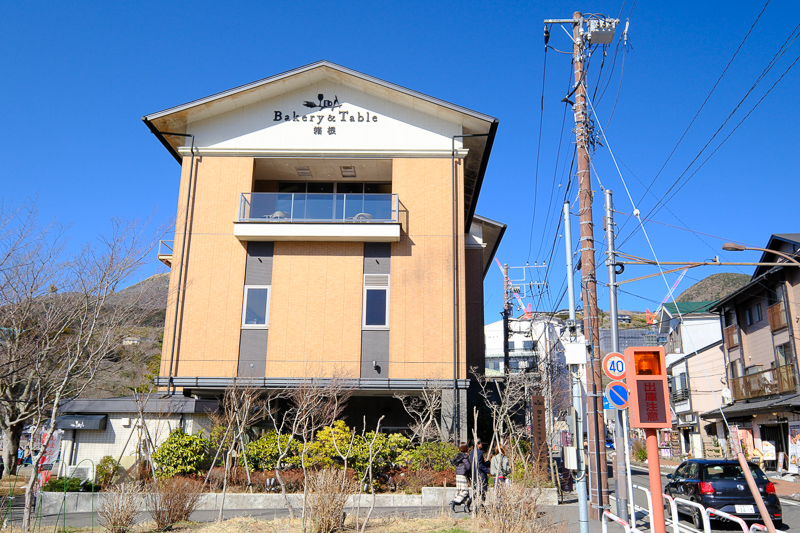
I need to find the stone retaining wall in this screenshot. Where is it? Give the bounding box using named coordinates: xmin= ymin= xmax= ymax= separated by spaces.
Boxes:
xmin=40 ymin=487 xmax=557 ymax=515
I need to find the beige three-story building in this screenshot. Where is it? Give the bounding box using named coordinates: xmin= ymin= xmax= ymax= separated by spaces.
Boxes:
xmin=144 ymin=61 xmax=505 ymax=439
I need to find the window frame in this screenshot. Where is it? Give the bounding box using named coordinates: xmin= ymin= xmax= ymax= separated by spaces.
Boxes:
xmin=755 ymin=303 xmax=763 ymax=322
xmin=362 ymin=274 xmax=390 ymax=330
xmin=241 ymin=285 xmax=271 ymax=329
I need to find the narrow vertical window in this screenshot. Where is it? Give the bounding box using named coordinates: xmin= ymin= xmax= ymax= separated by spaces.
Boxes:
xmin=363 ymin=274 xmax=389 ymax=328
xmin=242 ymin=285 xmax=270 ymax=328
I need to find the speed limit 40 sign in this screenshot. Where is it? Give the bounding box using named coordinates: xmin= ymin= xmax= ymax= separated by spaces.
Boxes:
xmin=603 ymin=352 xmax=626 ymax=380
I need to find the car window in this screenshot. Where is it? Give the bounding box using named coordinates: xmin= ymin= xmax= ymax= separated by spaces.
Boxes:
xmin=674 ymin=463 xmax=687 ymax=478
xmin=686 ymin=463 xmax=699 ymax=479
xmin=703 ymin=464 xmax=766 ymax=481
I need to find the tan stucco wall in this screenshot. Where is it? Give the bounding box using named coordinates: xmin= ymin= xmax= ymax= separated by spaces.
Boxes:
xmin=162 ymin=156 xmax=254 ymax=378
xmin=266 ymin=241 xmax=364 ymax=378
xmin=389 ymin=158 xmax=466 ymax=380
xmin=687 ymin=344 xmax=726 ymax=417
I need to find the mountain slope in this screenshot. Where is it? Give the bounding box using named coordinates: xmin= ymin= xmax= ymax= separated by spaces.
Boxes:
xmin=676 ymin=272 xmax=750 ymax=303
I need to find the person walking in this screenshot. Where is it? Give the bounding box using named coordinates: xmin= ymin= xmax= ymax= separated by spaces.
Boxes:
xmin=470 ymin=439 xmax=491 ymax=502
xmin=450 ymin=443 xmax=471 ymax=511
xmin=490 ymin=442 xmax=511 ymax=485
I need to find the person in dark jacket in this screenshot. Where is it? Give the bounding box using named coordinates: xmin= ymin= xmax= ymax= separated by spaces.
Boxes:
xmin=470 ymin=439 xmax=491 ymax=500
xmin=450 ymin=443 xmax=471 ymax=508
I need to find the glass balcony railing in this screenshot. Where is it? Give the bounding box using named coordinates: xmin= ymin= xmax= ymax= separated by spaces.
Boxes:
xmin=238 ymin=193 xmax=398 ymax=223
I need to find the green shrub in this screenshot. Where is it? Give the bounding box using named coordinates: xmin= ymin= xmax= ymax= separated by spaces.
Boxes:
xmin=96 ymin=455 xmax=121 ymax=487
xmin=42 ymin=477 xmax=98 ymax=492
xmin=244 ymin=431 xmax=299 ymax=471
xmin=632 ymin=439 xmax=648 ymax=462
xmin=151 ymin=429 xmax=210 ymax=478
xmin=405 ymin=441 xmax=457 ymax=472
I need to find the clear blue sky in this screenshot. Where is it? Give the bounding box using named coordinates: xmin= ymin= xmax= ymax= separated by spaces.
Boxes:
xmin=1 ymin=1 xmax=797 ymax=321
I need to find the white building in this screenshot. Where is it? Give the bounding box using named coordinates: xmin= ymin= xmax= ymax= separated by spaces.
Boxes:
xmin=55 ymin=396 xmax=217 ymax=481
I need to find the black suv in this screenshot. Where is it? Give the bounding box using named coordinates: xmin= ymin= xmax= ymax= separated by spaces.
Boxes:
xmin=665 ymin=459 xmax=782 ymax=529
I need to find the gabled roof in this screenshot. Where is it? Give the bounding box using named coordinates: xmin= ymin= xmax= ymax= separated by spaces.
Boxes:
xmin=662 ymin=301 xmax=716 ymax=316
xmin=712 ymin=233 xmax=800 ymax=310
xmin=753 ymin=233 xmax=800 ymax=278
xmin=143 ymin=60 xmax=499 ymax=227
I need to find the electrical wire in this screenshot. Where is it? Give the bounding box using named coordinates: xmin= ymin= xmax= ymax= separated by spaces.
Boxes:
xmin=615 ymin=0 xmax=775 ymax=242
xmin=527 ymin=37 xmax=549 ymax=262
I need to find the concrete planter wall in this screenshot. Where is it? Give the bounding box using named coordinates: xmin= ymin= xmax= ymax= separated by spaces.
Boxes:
xmin=40 ymin=487 xmax=558 ymax=515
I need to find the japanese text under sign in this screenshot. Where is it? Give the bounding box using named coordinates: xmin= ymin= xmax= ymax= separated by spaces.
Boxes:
xmin=636 ymin=380 xmax=667 ymax=424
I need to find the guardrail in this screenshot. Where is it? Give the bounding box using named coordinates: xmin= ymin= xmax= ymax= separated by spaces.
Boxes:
xmin=631 ymin=484 xmax=653 ymax=530
xmin=673 ymin=497 xmax=711 ymax=533
xmin=238 ymin=193 xmax=398 ymax=223
xmin=707 ymin=507 xmax=750 ymax=533
xmin=601 ymin=510 xmax=634 ymax=533
xmin=662 ymin=493 xmax=679 ymax=533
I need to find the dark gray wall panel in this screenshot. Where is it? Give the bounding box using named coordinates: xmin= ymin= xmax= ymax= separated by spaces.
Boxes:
xmin=244 ymin=242 xmax=274 ymax=285
xmin=361 ymin=243 xmax=391 ymax=378
xmin=238 ymin=329 xmax=268 ymax=377
xmin=361 ymin=330 xmax=390 ymax=378
xmin=239 ymin=242 xmax=273 ymax=377
xmin=364 ymin=242 xmax=390 ymax=274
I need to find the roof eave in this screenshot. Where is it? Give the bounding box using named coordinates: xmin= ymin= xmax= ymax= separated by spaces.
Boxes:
xmin=465 ymin=119 xmax=499 ymax=228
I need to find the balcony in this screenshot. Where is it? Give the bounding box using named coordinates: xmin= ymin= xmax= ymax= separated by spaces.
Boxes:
xmin=723 ymin=325 xmax=739 ymax=349
xmin=730 ymin=363 xmax=796 ymax=401
xmin=157 ymin=240 xmax=173 ymax=267
xmin=234 ymin=193 xmax=401 ymax=242
xmin=671 ymin=389 xmax=690 ymax=403
xmin=767 ymin=301 xmax=787 ymax=331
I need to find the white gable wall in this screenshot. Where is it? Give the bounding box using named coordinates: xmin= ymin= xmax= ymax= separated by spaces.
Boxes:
xmin=185 ymin=80 xmax=463 ymax=155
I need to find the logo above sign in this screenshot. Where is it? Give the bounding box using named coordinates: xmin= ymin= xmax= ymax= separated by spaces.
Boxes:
xmin=273 ymin=93 xmax=381 ymax=136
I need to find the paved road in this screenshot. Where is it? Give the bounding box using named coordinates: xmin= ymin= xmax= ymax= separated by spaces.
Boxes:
xmin=601 ymin=464 xmax=799 ymax=532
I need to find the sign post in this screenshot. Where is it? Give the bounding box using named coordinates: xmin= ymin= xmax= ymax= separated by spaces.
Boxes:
xmin=625 ymin=346 xmax=669 ymax=533
xmin=602 ymin=351 xmax=634 ymax=520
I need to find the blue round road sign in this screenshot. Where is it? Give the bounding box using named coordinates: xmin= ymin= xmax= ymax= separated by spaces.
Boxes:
xmin=605 ymin=381 xmax=629 ymax=409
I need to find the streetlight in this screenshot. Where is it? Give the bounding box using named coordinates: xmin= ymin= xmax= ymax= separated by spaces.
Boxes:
xmin=722 ymin=243 xmax=800 ymax=265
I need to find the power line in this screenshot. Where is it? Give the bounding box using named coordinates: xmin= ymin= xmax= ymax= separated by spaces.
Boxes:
xmin=614 ymin=1 xmax=773 ymax=241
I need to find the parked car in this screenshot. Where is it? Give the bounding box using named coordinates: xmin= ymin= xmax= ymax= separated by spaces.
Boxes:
xmin=664 ymin=459 xmax=782 ymax=529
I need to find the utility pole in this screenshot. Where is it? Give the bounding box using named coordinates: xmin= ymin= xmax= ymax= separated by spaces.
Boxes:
xmin=564 ymin=201 xmax=588 ymax=533
xmin=605 ymin=190 xmax=633 ymax=522
xmin=503 ymin=263 xmax=511 ymax=375
xmin=573 ymin=11 xmax=609 ymax=518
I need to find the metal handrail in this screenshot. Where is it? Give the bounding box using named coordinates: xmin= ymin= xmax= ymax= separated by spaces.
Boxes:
xmin=238 ymin=192 xmax=398 ymax=223
xmin=662 ymin=493 xmax=680 ymax=533
xmin=631 ymin=484 xmax=652 ymax=529
xmin=602 ymin=510 xmax=633 ymax=533
xmin=158 ymin=240 xmax=174 ymax=255
xmin=674 ymin=497 xmax=711 ymax=533
xmin=706 ymin=507 xmax=750 ymax=533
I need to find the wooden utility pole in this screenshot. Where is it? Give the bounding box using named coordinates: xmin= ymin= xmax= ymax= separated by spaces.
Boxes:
xmin=573 ymin=11 xmax=609 ymax=518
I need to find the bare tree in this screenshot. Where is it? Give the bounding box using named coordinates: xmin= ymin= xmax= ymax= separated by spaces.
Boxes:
xmin=393 ymin=380 xmax=444 ymax=443
xmin=215 ymin=381 xmax=263 ymax=522
xmin=264 ymin=376 xmax=352 ymax=527
xmin=0 ymin=205 xmax=162 ymax=529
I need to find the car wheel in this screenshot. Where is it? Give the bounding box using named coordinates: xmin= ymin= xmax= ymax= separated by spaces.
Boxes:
xmin=773 ymin=519 xmax=782 ymax=530
xmin=691 ymin=508 xmax=703 ymax=530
